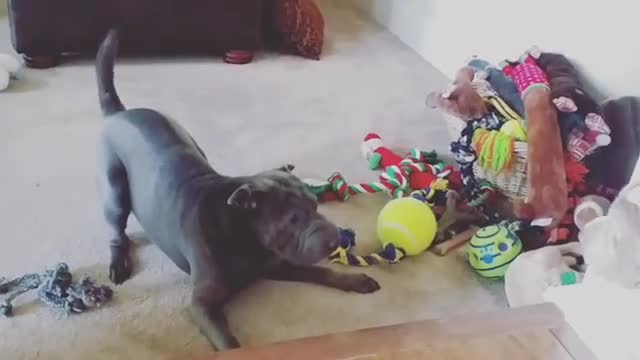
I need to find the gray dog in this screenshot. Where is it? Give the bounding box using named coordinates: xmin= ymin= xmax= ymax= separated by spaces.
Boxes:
xmin=94 ymin=29 xmax=380 ymax=351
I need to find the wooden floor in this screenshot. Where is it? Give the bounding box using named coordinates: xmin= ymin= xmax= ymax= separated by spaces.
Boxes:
xmin=193 ymin=303 xmax=596 ymax=360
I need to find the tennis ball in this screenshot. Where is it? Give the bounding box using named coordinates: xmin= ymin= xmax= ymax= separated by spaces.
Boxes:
xmin=468 ymin=225 xmax=523 ymax=278
xmin=376 ymin=197 xmax=437 ymax=256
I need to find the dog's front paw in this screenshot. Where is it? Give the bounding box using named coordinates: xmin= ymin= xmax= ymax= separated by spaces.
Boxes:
xmin=109 ymin=255 xmax=132 ymax=285
xmin=341 ymin=273 xmax=381 ymax=294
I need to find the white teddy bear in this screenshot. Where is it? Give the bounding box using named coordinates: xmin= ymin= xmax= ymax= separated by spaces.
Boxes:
xmin=0 ymin=53 xmax=23 ymax=91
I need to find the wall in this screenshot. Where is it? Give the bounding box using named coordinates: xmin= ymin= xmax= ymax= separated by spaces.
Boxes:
xmin=348 ymin=0 xmax=638 ymax=100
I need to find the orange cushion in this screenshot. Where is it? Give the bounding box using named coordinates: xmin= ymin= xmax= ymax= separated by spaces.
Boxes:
xmin=273 ymin=0 xmax=325 ymax=60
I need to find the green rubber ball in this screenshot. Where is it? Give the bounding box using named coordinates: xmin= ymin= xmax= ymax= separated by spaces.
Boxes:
xmin=468 ymin=225 xmax=523 ymax=278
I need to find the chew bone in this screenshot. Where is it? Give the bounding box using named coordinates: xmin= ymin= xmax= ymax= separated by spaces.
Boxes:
xmin=432 ymin=226 xmax=479 ymax=256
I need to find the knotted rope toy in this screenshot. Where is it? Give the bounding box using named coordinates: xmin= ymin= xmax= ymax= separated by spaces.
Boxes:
xmin=329 ymin=190 xmax=440 ymax=267
xmin=329 ymin=228 xmax=407 ymax=266
xmin=305 ymin=165 xmax=451 ymax=204
xmin=305 ymin=135 xmax=455 ymax=202
xmin=0 ymin=263 xmax=113 ymax=317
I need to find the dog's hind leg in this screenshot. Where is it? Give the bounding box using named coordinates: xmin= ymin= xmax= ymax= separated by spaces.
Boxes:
xmin=98 ymin=143 xmax=133 ymax=285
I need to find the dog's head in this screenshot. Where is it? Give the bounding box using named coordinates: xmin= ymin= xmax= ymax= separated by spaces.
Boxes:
xmin=226 ymin=165 xmax=340 ymax=265
xmin=426 ymin=67 xmax=488 ymax=121
xmin=580 ymin=183 xmax=640 ymax=288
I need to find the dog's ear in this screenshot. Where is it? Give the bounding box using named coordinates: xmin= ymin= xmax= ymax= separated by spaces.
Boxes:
xmin=277 ymin=164 xmax=295 ymax=173
xmin=227 ymin=184 xmax=256 ymax=209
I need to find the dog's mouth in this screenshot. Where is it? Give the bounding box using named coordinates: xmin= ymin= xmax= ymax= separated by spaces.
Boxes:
xmin=285 ymin=225 xmax=339 ymax=265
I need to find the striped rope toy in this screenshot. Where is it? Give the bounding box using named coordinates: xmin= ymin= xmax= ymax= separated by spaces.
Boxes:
xmin=329 ymin=228 xmax=406 ymax=266
xmin=326 ymin=172 xmax=449 ymax=201
xmin=329 ymin=187 xmax=449 ymax=267
xmin=307 ymin=154 xmax=451 ymax=203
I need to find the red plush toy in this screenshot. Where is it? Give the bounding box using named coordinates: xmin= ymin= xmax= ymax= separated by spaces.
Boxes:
xmin=361 ymin=133 xmax=450 ymax=191
xmin=500 ymin=53 xmax=568 ymax=228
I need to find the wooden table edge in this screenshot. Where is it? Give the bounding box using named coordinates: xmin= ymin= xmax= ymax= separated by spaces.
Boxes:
xmin=189 ymin=303 xmax=596 ymax=360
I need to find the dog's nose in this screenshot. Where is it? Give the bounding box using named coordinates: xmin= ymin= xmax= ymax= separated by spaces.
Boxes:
xmin=324 ymin=231 xmax=340 ymax=252
xmin=329 ymin=238 xmax=339 ymax=251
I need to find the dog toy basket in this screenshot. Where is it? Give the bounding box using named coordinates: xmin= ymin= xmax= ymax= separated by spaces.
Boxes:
xmin=444 ymin=113 xmax=529 ymax=200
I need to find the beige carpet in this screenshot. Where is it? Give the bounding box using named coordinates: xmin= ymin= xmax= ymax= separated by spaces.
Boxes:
xmin=0 ymin=1 xmax=506 ymax=359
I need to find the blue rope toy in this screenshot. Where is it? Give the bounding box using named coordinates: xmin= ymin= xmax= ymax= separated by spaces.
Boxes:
xmin=0 ymin=263 xmax=113 ymax=317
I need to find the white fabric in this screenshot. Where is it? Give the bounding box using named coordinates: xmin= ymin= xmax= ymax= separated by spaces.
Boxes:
xmin=545 ymin=277 xmax=640 ymax=360
xmin=544 ymin=151 xmax=640 ymax=359
xmin=504 ymin=242 xmax=583 ymax=308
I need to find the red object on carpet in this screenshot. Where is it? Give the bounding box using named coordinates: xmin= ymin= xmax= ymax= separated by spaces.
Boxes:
xmin=224 ymin=50 xmax=254 ymax=65
xmin=273 ymin=0 xmax=325 ymax=60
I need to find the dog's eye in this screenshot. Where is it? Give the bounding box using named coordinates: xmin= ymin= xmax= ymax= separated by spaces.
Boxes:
xmin=290 ymin=214 xmax=299 ymax=225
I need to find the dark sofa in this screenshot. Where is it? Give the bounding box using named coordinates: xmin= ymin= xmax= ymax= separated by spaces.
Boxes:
xmin=7 ymin=0 xmax=264 ymax=68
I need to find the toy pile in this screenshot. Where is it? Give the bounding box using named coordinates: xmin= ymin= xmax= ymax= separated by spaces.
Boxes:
xmin=305 ymin=133 xmax=491 ymax=266
xmin=428 ymin=47 xmax=615 ymax=248
xmin=305 ymin=132 xmax=535 ymax=280
xmin=304 ymin=48 xmax=622 ymax=286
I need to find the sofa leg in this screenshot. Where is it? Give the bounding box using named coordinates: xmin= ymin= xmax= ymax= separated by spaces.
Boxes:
xmin=22 ymin=54 xmax=61 ymax=69
xmin=223 ymin=50 xmax=254 ymax=65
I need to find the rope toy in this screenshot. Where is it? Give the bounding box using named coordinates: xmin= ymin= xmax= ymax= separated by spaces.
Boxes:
xmin=0 ymin=263 xmax=113 ymax=317
xmin=361 ymin=134 xmax=452 ymax=195
xmin=327 ymin=172 xmax=388 ymax=200
xmin=305 ymin=161 xmax=452 ymax=204
xmin=472 ymin=128 xmax=515 ymax=173
xmin=306 ymin=135 xmax=454 ymax=202
xmin=450 ymin=113 xmax=502 ymax=210
xmin=329 ymin=228 xmax=406 ymax=266
xmin=330 ymin=190 xmax=443 ymax=267
xmin=408 ymin=181 xmax=453 ymax=208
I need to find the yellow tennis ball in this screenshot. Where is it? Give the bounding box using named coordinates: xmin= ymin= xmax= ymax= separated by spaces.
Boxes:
xmin=376 ymin=197 xmax=437 ymax=256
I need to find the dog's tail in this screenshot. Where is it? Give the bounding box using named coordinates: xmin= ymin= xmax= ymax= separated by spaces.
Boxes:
xmin=96 ymin=28 xmax=125 ymax=116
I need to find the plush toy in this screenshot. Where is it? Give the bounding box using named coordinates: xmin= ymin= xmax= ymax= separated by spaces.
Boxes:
xmin=467 ymin=57 xmax=525 ymax=118
xmin=0 ymin=54 xmax=23 ymax=91
xmin=504 ymin=242 xmax=584 ymax=307
xmin=361 ymin=133 xmax=451 ymax=193
xmin=467 ymin=223 xmax=523 ymax=278
xmin=426 ymin=67 xmax=489 ymax=121
xmin=303 ymin=140 xmax=453 ymax=203
xmin=465 ymin=64 xmax=527 ymax=140
xmin=501 ymin=52 xmax=568 ymax=228
xmin=536 ymin=52 xmax=611 ymax=161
